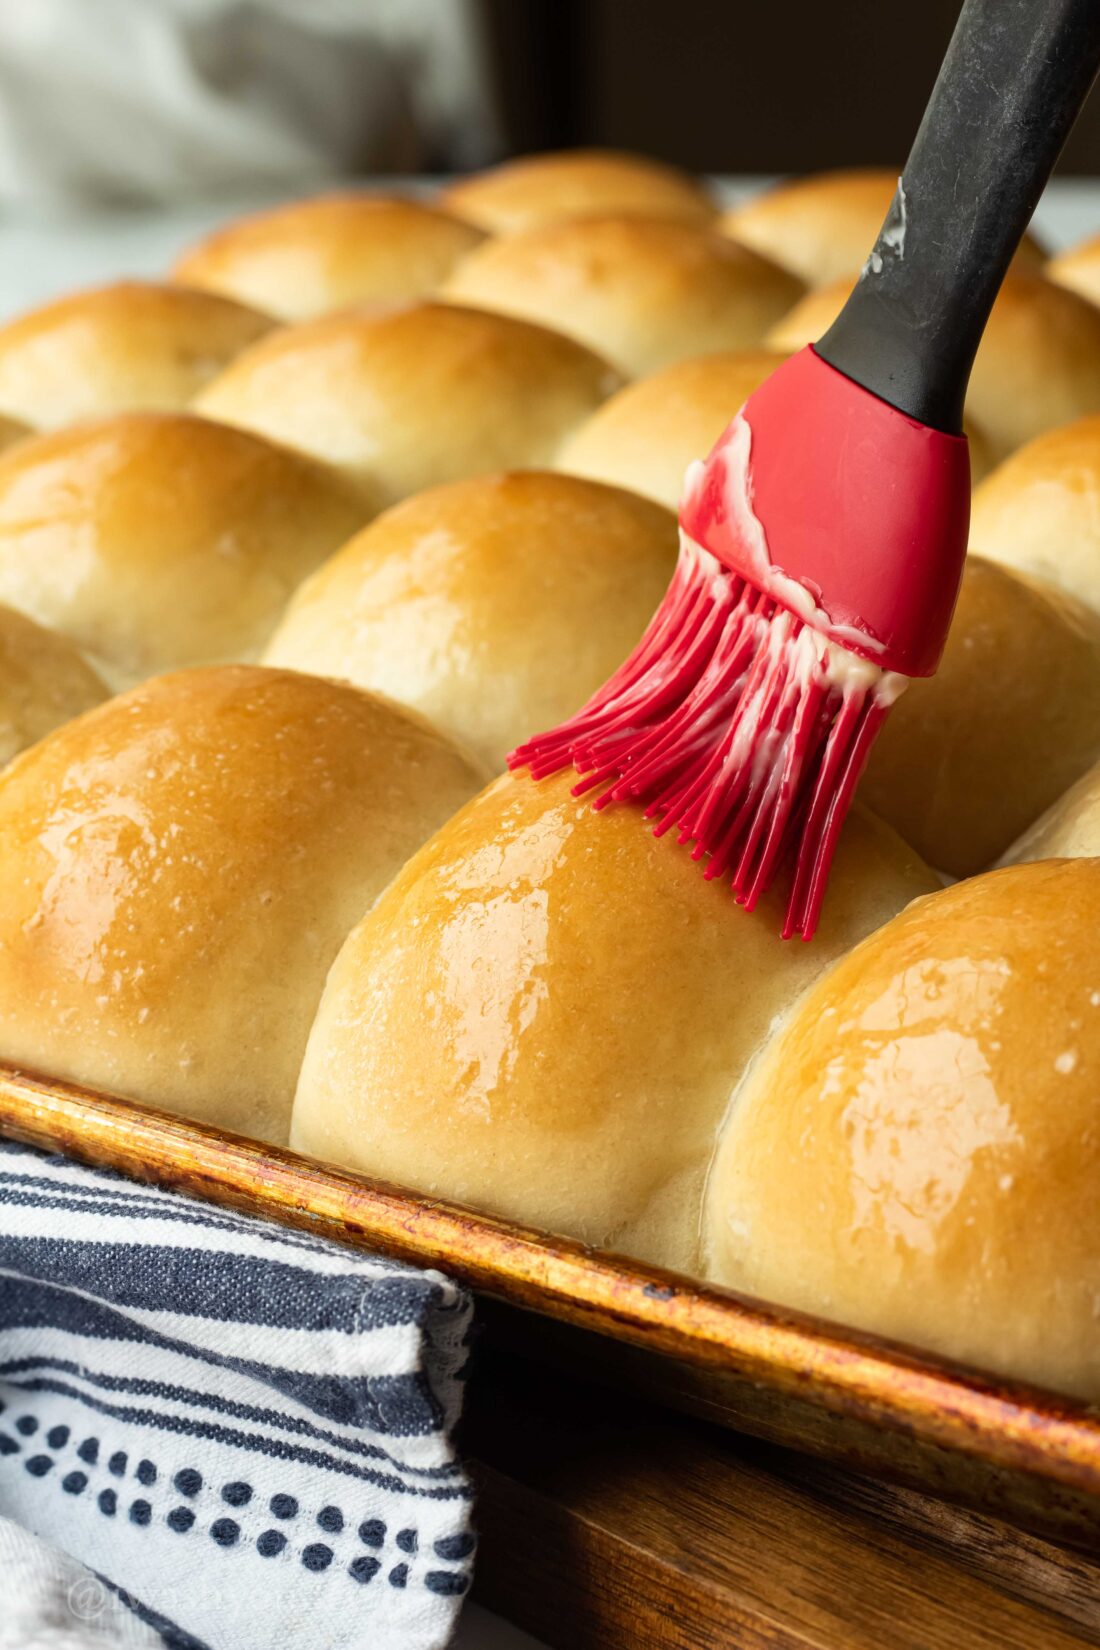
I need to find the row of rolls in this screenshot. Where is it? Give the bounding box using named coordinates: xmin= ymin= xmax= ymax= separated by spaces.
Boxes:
xmin=1 ymin=150 xmax=1100 ymax=1403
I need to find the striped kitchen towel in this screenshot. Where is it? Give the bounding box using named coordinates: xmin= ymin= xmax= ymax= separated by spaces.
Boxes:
xmin=0 ymin=1140 xmax=476 ymax=1650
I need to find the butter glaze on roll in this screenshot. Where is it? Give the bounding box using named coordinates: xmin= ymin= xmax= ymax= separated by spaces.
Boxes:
xmin=556 ymin=349 xmax=786 ymax=509
xmin=440 ymin=149 xmax=716 ymax=235
xmin=264 ymin=471 xmax=678 ymax=771
xmin=860 ymin=557 xmax=1100 ymax=876
xmin=768 ymin=272 xmax=1100 ymax=462
xmin=0 ymin=412 xmax=369 ymax=687
xmin=290 ymin=770 xmax=937 ymax=1272
xmin=0 ymin=281 xmax=273 ymax=429
xmin=705 ymin=860 xmax=1100 ymax=1402
xmin=722 ymin=167 xmax=1045 ymax=287
xmin=440 ymin=216 xmax=803 ymax=378
xmin=0 ymin=603 xmax=107 ymax=768
xmin=969 ymin=415 xmax=1100 ymax=615
xmin=172 ymin=194 xmax=485 ymax=321
xmin=0 ymin=666 xmax=484 ymax=1143
xmin=195 ymin=302 xmax=621 ymax=507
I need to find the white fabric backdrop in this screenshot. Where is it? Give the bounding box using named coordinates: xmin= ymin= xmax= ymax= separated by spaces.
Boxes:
xmin=0 ymin=0 xmax=498 ymax=207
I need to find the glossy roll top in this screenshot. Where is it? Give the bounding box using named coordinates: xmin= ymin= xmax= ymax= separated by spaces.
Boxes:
xmin=0 ymin=412 xmax=369 ymax=686
xmin=705 ymin=860 xmax=1100 ymax=1402
xmin=0 ymin=281 xmax=273 ymax=429
xmin=263 ymin=470 xmax=679 ymax=772
xmin=0 ymin=666 xmax=484 ymax=1144
xmin=195 ymin=301 xmax=622 ymax=509
xmin=291 ymin=769 xmax=937 ymax=1274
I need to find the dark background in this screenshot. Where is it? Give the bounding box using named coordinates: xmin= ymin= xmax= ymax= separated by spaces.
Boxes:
xmin=483 ymin=0 xmax=1100 ymax=174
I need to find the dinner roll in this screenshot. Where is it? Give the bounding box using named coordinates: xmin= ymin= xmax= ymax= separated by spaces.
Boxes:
xmin=264 ymin=472 xmax=677 ymax=771
xmin=722 ymin=168 xmax=1045 ymax=287
xmin=1047 ymin=232 xmax=1100 ymax=308
xmin=557 ymin=348 xmax=993 ymax=498
xmin=705 ymin=860 xmax=1100 ymax=1401
xmin=764 ymin=278 xmax=856 ymax=350
xmin=172 ymin=194 xmax=485 ymax=321
xmin=943 ymin=275 xmax=1100 ymax=461
xmin=556 ymin=349 xmax=786 ymax=508
xmin=860 ymin=557 xmax=1100 ymax=876
xmin=195 ymin=302 xmax=620 ymax=507
xmin=0 ymin=666 xmax=484 ymax=1143
xmin=0 ymin=603 xmax=107 ymax=768
xmin=440 ymin=148 xmax=716 ymax=235
xmin=969 ymin=415 xmax=1100 ymax=614
xmin=291 ymin=770 xmax=937 ymax=1272
xmin=440 ymin=216 xmax=803 ymax=378
xmin=0 ymin=412 xmax=368 ymax=687
xmin=1002 ymin=758 xmax=1100 ymax=865
xmin=0 ymin=415 xmax=28 ymax=454
xmin=768 ymin=273 xmax=1100 ymax=462
xmin=0 ymin=281 xmax=273 ymax=429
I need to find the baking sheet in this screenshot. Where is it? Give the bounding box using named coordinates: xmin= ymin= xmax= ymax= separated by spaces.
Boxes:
xmin=3 ymin=1065 xmax=1099 ymax=1553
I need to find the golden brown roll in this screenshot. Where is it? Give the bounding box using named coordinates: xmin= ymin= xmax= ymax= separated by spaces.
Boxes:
xmin=705 ymin=859 xmax=1100 ymax=1401
xmin=195 ymin=301 xmax=621 ymax=506
xmin=0 ymin=415 xmax=29 ymax=454
xmin=768 ymin=272 xmax=1100 ymax=462
xmin=860 ymin=557 xmax=1100 ymax=876
xmin=171 ymin=193 xmax=485 ymax=321
xmin=722 ymin=168 xmax=1045 ymax=287
xmin=440 ymin=216 xmax=803 ymax=378
xmin=0 ymin=666 xmax=484 ymax=1143
xmin=290 ymin=770 xmax=937 ymax=1271
xmin=264 ymin=471 xmax=677 ymax=771
xmin=945 ymin=274 xmax=1100 ymax=461
xmin=0 ymin=603 xmax=107 ymax=768
xmin=556 ymin=349 xmax=785 ymax=509
xmin=764 ymin=276 xmax=856 ymax=350
xmin=559 ymin=345 xmax=993 ymax=491
xmin=0 ymin=281 xmax=274 ymax=429
xmin=1002 ymin=758 xmax=1100 ymax=864
xmin=1047 ymin=232 xmax=1100 ymax=308
xmin=439 ymin=148 xmax=716 ymax=235
xmin=0 ymin=412 xmax=369 ymax=687
xmin=968 ymin=415 xmax=1100 ymax=614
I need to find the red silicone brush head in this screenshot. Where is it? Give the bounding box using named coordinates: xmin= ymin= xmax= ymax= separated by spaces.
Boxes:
xmin=510 ymin=346 xmax=970 ymax=937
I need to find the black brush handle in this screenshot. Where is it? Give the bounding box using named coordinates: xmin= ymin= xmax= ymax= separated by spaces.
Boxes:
xmin=816 ymin=0 xmax=1100 ymax=433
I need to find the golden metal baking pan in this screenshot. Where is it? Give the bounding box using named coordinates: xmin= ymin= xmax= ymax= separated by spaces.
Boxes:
xmin=2 ymin=1062 xmax=1099 ymax=1554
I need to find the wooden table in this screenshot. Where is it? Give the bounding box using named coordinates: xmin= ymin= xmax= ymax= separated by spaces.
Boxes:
xmin=467 ymin=1349 xmax=1100 ymax=1649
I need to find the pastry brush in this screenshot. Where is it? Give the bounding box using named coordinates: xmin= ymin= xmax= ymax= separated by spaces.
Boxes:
xmin=511 ymin=0 xmax=1100 ymax=937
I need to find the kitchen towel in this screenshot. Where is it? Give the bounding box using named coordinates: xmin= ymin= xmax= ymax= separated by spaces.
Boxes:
xmin=0 ymin=1140 xmax=476 ymax=1650
xmin=0 ymin=1514 xmax=164 ymax=1648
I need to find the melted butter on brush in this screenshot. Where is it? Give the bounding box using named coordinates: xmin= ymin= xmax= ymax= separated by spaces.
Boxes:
xmin=682 ymin=413 xmax=909 ymax=706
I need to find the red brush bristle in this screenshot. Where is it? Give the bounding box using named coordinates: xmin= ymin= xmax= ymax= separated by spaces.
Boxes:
xmin=509 ymin=539 xmax=896 ymax=940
